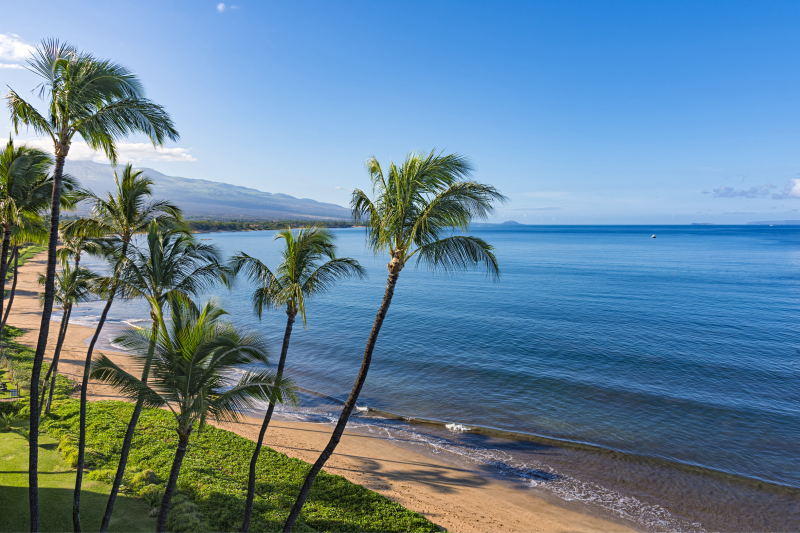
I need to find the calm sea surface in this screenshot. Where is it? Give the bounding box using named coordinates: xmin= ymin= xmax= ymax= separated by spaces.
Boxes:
xmin=68 ymin=226 xmax=800 ymax=532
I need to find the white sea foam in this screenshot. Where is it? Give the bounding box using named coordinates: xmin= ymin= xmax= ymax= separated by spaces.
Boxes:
xmin=356 ymin=421 xmax=705 ymax=533
xmin=445 ymin=423 xmax=471 ymax=432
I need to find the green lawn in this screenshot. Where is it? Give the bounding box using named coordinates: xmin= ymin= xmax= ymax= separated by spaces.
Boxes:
xmin=0 ymin=424 xmax=153 ymax=533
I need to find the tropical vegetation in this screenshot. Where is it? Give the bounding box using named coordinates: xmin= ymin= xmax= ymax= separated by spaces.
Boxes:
xmin=282 ymin=150 xmax=505 ymax=531
xmin=230 ymin=226 xmax=365 ymax=531
xmin=6 ymin=38 xmax=179 ymax=531
xmin=0 ymin=37 xmax=504 ymax=533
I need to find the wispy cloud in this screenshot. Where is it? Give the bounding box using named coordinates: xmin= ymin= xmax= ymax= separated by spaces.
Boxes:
xmin=0 ymin=33 xmax=34 ymax=69
xmin=704 ymin=184 xmax=775 ymax=198
xmin=19 ymin=138 xmax=197 ymax=163
xmin=217 ymin=3 xmax=226 ymax=12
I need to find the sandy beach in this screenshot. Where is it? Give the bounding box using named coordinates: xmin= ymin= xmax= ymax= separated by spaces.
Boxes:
xmin=8 ymin=252 xmax=631 ymax=533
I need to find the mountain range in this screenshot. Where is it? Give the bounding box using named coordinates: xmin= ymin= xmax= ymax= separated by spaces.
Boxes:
xmin=63 ymin=160 xmax=351 ymax=220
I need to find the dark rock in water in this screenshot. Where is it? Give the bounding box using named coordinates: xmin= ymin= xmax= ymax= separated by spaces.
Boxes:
xmin=502 ymin=220 xmax=522 ymax=225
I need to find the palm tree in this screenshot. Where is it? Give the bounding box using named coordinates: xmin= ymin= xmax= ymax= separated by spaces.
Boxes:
xmin=64 ymin=164 xmax=181 ymax=531
xmin=230 ymin=226 xmax=365 ymax=532
xmin=0 ymin=220 xmax=47 ymax=333
xmin=97 ymin=222 xmax=229 ymax=533
xmin=36 ymin=263 xmax=97 ymax=417
xmin=90 ymin=295 xmax=295 ymax=533
xmin=282 ymin=150 xmax=506 ymax=531
xmin=0 ymin=137 xmax=76 ymax=330
xmin=6 ymin=39 xmax=178 ymax=530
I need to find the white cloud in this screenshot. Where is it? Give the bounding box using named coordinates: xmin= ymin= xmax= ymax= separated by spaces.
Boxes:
xmin=773 ymin=179 xmax=800 ymax=200
xmin=217 ymin=3 xmax=226 ymax=12
xmin=0 ymin=33 xmax=34 ymax=69
xmin=19 ymin=138 xmax=197 ymax=163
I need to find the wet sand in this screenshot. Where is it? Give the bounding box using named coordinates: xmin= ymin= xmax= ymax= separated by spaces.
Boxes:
xmin=8 ymin=252 xmax=632 ymax=533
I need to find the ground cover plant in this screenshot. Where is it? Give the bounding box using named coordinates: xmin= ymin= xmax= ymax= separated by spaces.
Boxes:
xmin=41 ymin=399 xmax=438 ymax=533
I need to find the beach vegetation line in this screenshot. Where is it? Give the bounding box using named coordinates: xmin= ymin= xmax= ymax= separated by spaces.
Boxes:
xmin=38 ymin=398 xmax=438 ymax=532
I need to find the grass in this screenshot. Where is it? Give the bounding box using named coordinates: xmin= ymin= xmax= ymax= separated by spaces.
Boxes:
xmin=41 ymin=399 xmax=439 ymax=532
xmin=0 ymin=421 xmax=152 ymax=532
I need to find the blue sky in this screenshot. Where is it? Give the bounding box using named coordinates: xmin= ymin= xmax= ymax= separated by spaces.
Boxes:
xmin=1 ymin=0 xmax=799 ymax=224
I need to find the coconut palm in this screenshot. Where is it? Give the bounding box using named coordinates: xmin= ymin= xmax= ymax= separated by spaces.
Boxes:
xmin=0 ymin=137 xmax=77 ymax=329
xmin=64 ymin=164 xmax=181 ymax=531
xmin=97 ymin=222 xmax=229 ymax=533
xmin=36 ymin=264 xmax=97 ymax=417
xmin=90 ymin=295 xmax=295 ymax=533
xmin=282 ymin=150 xmax=506 ymax=531
xmin=230 ymin=226 xmax=365 ymax=532
xmin=6 ymin=39 xmax=178 ymax=529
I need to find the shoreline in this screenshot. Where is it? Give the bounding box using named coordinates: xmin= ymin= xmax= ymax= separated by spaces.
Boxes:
xmin=7 ymin=251 xmax=632 ymax=533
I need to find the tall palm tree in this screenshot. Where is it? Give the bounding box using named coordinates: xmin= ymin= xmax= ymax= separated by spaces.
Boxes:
xmin=36 ymin=263 xmax=97 ymax=417
xmin=64 ymin=165 xmax=181 ymax=532
xmin=97 ymin=222 xmax=229 ymax=532
xmin=90 ymin=295 xmax=295 ymax=533
xmin=282 ymin=151 xmax=506 ymax=531
xmin=230 ymin=226 xmax=365 ymax=532
xmin=6 ymin=39 xmax=178 ymax=530
xmin=0 ymin=137 xmax=76 ymax=329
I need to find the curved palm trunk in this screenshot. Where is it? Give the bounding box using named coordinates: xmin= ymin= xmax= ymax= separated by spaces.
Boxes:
xmin=38 ymin=306 xmax=71 ymax=419
xmin=241 ymin=308 xmax=295 ymax=532
xmin=282 ymin=270 xmax=400 ymax=532
xmin=1 ymin=247 xmax=20 ymax=333
xmin=72 ymin=292 xmax=115 ymax=532
xmin=156 ymin=429 xmax=192 ymax=533
xmin=0 ymin=228 xmax=12 ymax=331
xmin=30 ymin=149 xmax=66 ymax=533
xmin=99 ymin=316 xmax=159 ymax=533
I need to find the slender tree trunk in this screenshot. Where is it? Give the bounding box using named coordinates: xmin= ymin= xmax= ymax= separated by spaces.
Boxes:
xmin=45 ymin=305 xmax=72 ymax=416
xmin=73 ymin=291 xmax=115 ymax=533
xmin=0 ymin=227 xmax=12 ymax=332
xmin=156 ymin=429 xmax=192 ymax=533
xmin=99 ymin=315 xmax=159 ymax=533
xmin=241 ymin=307 xmax=296 ymax=532
xmin=1 ymin=247 xmax=20 ymax=333
xmin=38 ymin=308 xmax=69 ymax=420
xmin=5 ymin=243 xmax=15 ymax=270
xmin=30 ymin=148 xmax=66 ymax=533
xmin=283 ymin=269 xmax=401 ymax=532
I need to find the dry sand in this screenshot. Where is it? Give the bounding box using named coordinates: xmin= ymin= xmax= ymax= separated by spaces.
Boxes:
xmin=7 ymin=252 xmax=633 ymax=533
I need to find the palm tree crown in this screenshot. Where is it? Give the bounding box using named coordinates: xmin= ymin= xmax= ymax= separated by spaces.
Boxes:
xmin=6 ymin=39 xmax=178 ymax=162
xmin=93 ymin=296 xmax=293 ymax=432
xmin=68 ymin=163 xmax=182 ymax=250
xmin=352 ymin=150 xmax=506 ymax=278
xmin=231 ymin=225 xmax=365 ymax=326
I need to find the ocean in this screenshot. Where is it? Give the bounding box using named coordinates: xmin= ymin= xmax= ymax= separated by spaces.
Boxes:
xmin=63 ymin=225 xmax=800 ymax=532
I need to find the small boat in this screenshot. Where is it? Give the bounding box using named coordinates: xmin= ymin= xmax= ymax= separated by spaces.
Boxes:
xmin=652 ymin=235 xmax=656 ymax=238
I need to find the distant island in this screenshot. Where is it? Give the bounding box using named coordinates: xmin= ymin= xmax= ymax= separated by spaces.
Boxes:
xmin=747 ymin=220 xmax=800 ymax=225
xmin=502 ymin=220 xmax=522 ymax=225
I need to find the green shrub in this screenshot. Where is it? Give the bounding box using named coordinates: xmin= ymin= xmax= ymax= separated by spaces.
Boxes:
xmin=129 ymin=469 xmax=160 ymax=493
xmin=141 ymin=484 xmax=165 ymax=517
xmin=166 ymin=493 xmax=210 ymax=533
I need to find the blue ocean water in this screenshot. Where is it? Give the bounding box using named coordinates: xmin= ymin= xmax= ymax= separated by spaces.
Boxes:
xmin=70 ymin=225 xmax=800 ymax=531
